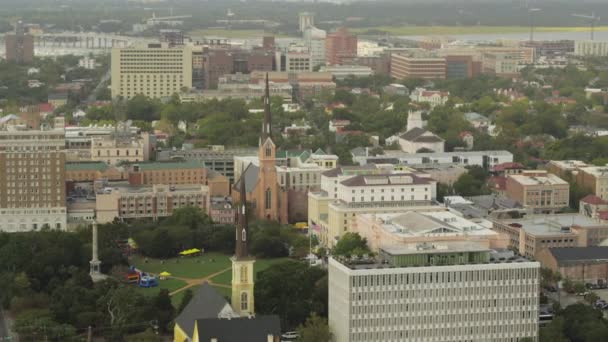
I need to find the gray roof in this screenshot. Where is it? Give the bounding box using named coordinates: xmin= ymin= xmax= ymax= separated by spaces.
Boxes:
xmin=233 ymin=163 xmax=259 ymax=193
xmin=340 ymin=173 xmax=431 ymax=187
xmin=175 ymin=282 xmax=232 ymax=340
xmin=464 ymin=112 xmax=491 ymax=122
xmin=549 ymin=247 xmax=608 ymax=263
xmin=398 ymin=127 xmax=444 ymax=143
xmin=194 ymin=315 xmax=281 ymax=342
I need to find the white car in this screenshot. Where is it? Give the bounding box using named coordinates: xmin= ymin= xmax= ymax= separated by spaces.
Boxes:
xmin=281 ymin=331 xmax=299 ymax=340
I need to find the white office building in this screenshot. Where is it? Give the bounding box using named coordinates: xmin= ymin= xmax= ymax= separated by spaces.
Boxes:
xmin=303 ymin=26 xmax=327 ymax=68
xmin=329 ymin=244 xmax=540 ymax=342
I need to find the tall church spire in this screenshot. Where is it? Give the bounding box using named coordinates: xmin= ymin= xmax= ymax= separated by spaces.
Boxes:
xmin=235 ymin=177 xmax=248 ymax=260
xmin=261 ymin=72 xmax=272 ymax=143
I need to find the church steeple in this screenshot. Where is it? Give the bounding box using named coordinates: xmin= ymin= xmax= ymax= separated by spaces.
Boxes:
xmin=261 ymin=73 xmax=272 ymax=144
xmin=235 ymin=177 xmax=248 ymax=260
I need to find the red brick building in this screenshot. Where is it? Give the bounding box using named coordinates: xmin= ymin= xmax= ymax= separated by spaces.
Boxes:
xmin=325 ymin=27 xmax=357 ymax=65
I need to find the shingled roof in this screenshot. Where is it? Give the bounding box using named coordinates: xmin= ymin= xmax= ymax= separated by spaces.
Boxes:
xmin=194 ymin=315 xmax=281 ymax=342
xmin=398 ymin=127 xmax=444 ymax=143
xmin=174 ymin=282 xmax=236 ymax=340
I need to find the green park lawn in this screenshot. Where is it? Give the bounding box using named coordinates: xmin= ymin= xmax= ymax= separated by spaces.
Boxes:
xmin=134 ymin=278 xmax=188 ymax=298
xmin=350 ymin=25 xmax=608 ymax=36
xmin=130 ymin=252 xmax=232 ymax=279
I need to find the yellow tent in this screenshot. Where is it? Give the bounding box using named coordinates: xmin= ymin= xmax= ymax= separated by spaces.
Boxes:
xmin=159 ymin=271 xmax=171 ymax=277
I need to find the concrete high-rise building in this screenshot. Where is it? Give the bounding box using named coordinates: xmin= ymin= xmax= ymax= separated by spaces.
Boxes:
xmin=111 ymin=43 xmax=192 ymax=99
xmin=329 ymin=244 xmax=540 ymax=342
xmin=303 ymin=26 xmax=326 ymax=67
xmin=298 ymin=12 xmax=315 ymax=32
xmin=0 ymin=129 xmax=67 ymax=232
xmin=325 ymin=27 xmax=357 ymax=65
xmin=5 ymin=21 xmax=34 ymax=64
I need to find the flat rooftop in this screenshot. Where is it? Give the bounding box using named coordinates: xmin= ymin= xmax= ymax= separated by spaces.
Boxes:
xmin=498 ymin=214 xmax=602 ymax=236
xmin=509 ymin=173 xmax=568 ymax=186
xmin=366 ymin=210 xmax=496 ymax=237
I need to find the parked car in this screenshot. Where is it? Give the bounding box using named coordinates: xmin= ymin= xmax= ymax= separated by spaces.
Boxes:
xmin=281 ymin=331 xmax=299 ymax=341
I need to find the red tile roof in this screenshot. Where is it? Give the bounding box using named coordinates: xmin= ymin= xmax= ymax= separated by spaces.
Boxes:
xmin=581 ymin=195 xmax=608 ymax=205
xmin=599 ymin=211 xmax=608 ymax=221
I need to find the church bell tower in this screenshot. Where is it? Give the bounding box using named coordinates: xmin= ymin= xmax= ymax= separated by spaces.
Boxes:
xmin=231 ymin=178 xmax=255 ymax=316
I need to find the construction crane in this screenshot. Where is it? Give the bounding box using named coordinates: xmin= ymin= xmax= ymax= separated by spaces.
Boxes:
xmin=572 ymin=12 xmax=601 ymax=41
xmin=528 ymin=8 xmax=541 ymax=42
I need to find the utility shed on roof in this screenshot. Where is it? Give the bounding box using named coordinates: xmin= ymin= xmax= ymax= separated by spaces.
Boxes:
xmin=537 ymin=247 xmax=608 ymax=285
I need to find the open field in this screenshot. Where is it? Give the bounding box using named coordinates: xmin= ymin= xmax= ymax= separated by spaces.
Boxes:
xmin=130 ymin=252 xmax=231 ymax=279
xmin=131 ymin=253 xmax=291 ymax=304
xmin=350 ymin=25 xmax=608 ymax=36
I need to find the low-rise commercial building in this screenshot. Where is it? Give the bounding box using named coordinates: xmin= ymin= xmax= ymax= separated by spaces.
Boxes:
xmin=319 ymin=65 xmax=373 ymax=80
xmin=492 ymin=214 xmax=608 ymax=259
xmin=576 ymin=166 xmax=608 ymax=200
xmin=537 ymin=247 xmax=608 ymax=285
xmin=505 ymin=171 xmax=569 ymax=212
xmin=545 ymin=160 xmax=589 ymax=179
xmin=156 ymin=146 xmax=257 ymax=183
xmin=96 ymin=184 xmax=210 ymax=223
xmin=355 ymin=210 xmax=508 ymax=252
xmin=353 ymin=150 xmax=514 ymax=170
xmin=329 ymin=244 xmax=539 ymax=342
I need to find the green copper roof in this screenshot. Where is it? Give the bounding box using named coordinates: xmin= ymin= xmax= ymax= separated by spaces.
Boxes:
xmin=66 ymin=162 xmax=108 ymax=172
xmin=135 ymin=161 xmax=206 ymax=171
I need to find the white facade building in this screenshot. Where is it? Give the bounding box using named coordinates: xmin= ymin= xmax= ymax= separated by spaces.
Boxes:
xmin=354 ymin=150 xmax=514 ymax=169
xmin=329 ymin=246 xmax=540 ymax=342
xmin=303 ymin=26 xmax=327 ymax=68
xmin=575 ymin=40 xmax=608 ymax=57
xmin=410 ymin=87 xmax=450 ymax=108
xmin=320 ymin=65 xmax=373 ymax=80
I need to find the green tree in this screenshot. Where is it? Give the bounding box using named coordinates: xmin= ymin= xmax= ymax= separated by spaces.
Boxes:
xmin=332 ymin=233 xmax=370 ymax=257
xmin=177 ymin=289 xmax=194 ymax=314
xmin=153 ymin=289 xmax=175 ymax=333
xmin=297 ymin=313 xmax=332 ymax=342
xmin=255 ymin=261 xmax=327 ymax=330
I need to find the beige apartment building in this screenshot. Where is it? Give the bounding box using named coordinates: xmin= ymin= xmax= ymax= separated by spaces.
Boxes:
xmin=96 ymin=184 xmax=210 ymax=223
xmin=111 ymin=43 xmax=193 ymax=99
xmin=505 ymin=170 xmax=569 ymax=212
xmin=0 ymin=129 xmax=67 ymax=232
xmin=576 ymin=166 xmax=608 ymax=200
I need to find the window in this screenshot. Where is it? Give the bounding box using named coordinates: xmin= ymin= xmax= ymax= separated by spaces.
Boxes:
xmin=265 ymin=188 xmax=272 ymax=209
xmin=240 ymin=266 xmax=248 ymax=282
xmin=241 ymin=292 xmax=248 ymax=311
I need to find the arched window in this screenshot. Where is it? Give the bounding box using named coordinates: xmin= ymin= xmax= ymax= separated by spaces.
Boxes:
xmin=242 ymin=228 xmax=247 ymax=242
xmin=241 ymin=292 xmax=248 ymax=311
xmin=265 ymin=146 xmax=271 ymax=157
xmin=265 ymin=188 xmax=272 ymax=209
